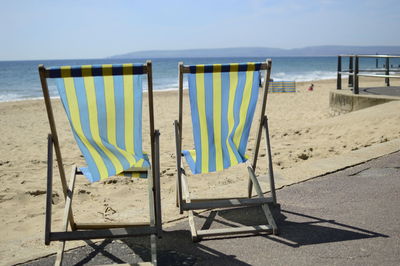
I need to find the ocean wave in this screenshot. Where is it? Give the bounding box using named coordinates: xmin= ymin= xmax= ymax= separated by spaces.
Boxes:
xmin=0 ymin=94 xmax=44 ymax=102
xmin=271 ymin=71 xmax=337 ymax=82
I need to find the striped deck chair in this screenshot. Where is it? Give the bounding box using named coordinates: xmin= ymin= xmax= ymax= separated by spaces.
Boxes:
xmin=270 ymin=81 xmax=296 ymax=92
xmin=38 ymin=61 xmax=161 ymax=265
xmin=174 ymin=60 xmax=279 ymax=241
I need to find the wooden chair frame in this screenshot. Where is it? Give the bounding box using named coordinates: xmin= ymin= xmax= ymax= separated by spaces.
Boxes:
xmin=174 ymin=59 xmax=279 ymax=241
xmin=39 ymin=61 xmax=162 ymax=265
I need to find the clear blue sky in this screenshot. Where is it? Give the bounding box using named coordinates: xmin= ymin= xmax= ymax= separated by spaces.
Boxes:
xmin=1 ymin=0 xmax=399 ymax=60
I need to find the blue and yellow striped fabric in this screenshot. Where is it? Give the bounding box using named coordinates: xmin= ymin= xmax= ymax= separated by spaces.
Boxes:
xmin=270 ymin=81 xmax=296 ymax=93
xmin=50 ymin=64 xmax=149 ymax=182
xmin=182 ymin=63 xmax=261 ymax=174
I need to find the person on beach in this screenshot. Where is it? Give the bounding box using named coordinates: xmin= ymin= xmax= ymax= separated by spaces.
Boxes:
xmin=308 ymin=83 xmax=314 ymax=91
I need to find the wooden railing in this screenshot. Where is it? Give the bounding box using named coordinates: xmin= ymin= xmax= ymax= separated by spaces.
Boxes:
xmin=337 ymin=54 xmax=400 ymax=94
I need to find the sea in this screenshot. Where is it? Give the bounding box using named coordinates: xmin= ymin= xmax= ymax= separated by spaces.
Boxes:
xmin=1 ymin=56 xmax=399 ymax=102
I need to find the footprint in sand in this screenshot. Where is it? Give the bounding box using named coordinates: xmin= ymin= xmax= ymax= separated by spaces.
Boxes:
xmin=297 ymin=153 xmax=309 ymax=160
xmin=0 ymin=160 xmax=10 ymax=166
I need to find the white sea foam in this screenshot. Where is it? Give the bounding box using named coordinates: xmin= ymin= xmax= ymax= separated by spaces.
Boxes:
xmin=271 ymin=71 xmax=337 ymax=82
xmin=0 ymin=94 xmax=44 ymax=102
xmin=0 ymin=93 xmax=20 ymax=102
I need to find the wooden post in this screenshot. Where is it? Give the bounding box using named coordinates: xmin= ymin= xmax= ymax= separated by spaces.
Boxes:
xmin=348 ymin=56 xmax=353 ymax=87
xmin=385 ymin=57 xmax=390 ymax=86
xmin=337 ymin=56 xmax=342 ymax=90
xmin=353 ymin=56 xmax=359 ymax=94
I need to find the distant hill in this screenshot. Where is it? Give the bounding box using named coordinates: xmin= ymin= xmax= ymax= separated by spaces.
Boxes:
xmin=110 ymin=45 xmax=400 ymax=58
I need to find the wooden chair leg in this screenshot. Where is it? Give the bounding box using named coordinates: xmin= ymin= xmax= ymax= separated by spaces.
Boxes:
xmin=181 ymin=173 xmax=199 ymax=242
xmin=54 ymin=165 xmax=77 ymax=265
xmin=153 ymin=130 xmax=162 ymax=237
xmin=45 ymin=135 xmax=54 ymax=246
xmin=147 ymin=166 xmax=159 ymax=265
xmin=247 ymin=166 xmax=278 ymax=235
xmin=175 ymin=175 xmax=179 ymax=208
xmin=54 ymin=241 xmax=66 ymax=266
xmin=263 ymin=116 xmax=277 ymax=205
xmin=147 ymin=169 xmax=156 ymax=229
xmin=150 ymin=234 xmax=157 ymax=265
xmin=247 ymin=178 xmax=253 ymax=198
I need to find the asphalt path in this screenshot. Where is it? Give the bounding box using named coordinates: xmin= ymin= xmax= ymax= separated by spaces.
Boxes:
xmin=359 ymin=86 xmax=400 ymax=97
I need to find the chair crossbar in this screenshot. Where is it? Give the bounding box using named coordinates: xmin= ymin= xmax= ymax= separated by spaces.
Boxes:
xmin=75 ymin=222 xmax=151 ymax=230
xmin=182 ymin=197 xmax=273 ymax=211
xmin=181 ymin=62 xmax=269 ymax=73
xmin=197 ymin=225 xmax=273 ymax=237
xmin=45 ymin=64 xmax=149 ymax=78
xmin=50 ymin=226 xmax=157 ymax=242
xmin=190 ymin=196 xmax=249 ymax=202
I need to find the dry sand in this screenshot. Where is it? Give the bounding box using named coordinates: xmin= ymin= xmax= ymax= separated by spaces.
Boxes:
xmin=0 ymin=77 xmax=399 ymax=265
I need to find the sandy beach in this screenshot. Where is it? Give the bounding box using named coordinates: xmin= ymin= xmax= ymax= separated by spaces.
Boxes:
xmin=1 ymin=77 xmax=400 ymax=265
